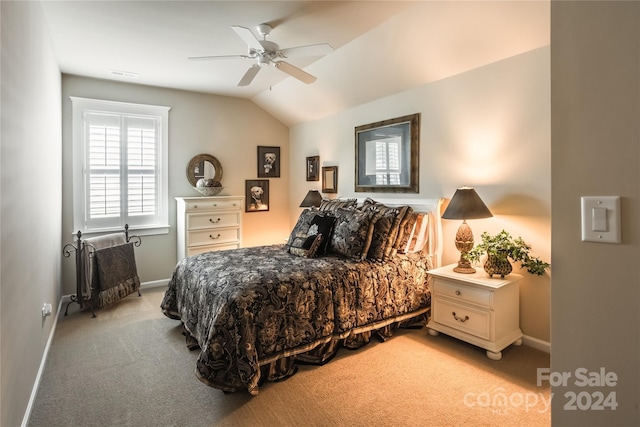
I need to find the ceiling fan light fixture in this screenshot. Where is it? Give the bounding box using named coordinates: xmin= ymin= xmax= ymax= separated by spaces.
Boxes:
xmin=189 ymin=23 xmax=333 ymax=87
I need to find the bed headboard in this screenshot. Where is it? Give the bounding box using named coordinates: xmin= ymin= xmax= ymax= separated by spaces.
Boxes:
xmin=358 ymin=197 xmax=444 ymax=268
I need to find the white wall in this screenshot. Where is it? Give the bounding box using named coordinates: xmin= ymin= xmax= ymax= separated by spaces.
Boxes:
xmin=61 ymin=76 xmax=292 ymax=294
xmin=551 ymin=1 xmax=639 ymax=424
xmin=1 ymin=2 xmax=62 ymax=425
xmin=289 ymin=47 xmax=551 ymax=342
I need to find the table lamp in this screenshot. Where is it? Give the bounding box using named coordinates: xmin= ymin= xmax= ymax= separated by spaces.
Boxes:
xmin=299 ymin=189 xmax=323 ymax=208
xmin=442 ymin=187 xmax=493 ymax=273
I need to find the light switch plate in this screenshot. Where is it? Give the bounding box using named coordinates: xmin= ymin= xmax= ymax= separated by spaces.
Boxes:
xmin=581 ymin=196 xmax=621 ymax=243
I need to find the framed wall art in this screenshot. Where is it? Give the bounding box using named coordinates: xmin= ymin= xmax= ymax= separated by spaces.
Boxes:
xmin=306 ymin=155 xmax=319 ymax=181
xmin=257 ymin=146 xmax=280 ymax=178
xmin=322 ymin=166 xmax=338 ymax=193
xmin=354 ymin=113 xmax=420 ymax=193
xmin=245 ymin=179 xmax=269 ymax=212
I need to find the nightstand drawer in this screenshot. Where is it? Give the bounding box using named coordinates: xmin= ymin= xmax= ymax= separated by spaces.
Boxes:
xmin=433 ymin=279 xmax=492 ymax=308
xmin=187 ymin=228 xmax=240 ymax=247
xmin=433 ymin=299 xmax=490 ymax=340
xmin=187 ymin=212 xmax=240 ymax=230
xmin=185 ymin=199 xmax=242 ymax=212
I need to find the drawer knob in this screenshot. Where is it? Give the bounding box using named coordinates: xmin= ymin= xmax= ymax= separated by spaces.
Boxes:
xmin=452 ymin=312 xmax=469 ymax=323
xmin=455 ymin=290 xmax=461 ymax=296
xmin=209 ymin=218 xmax=221 ymax=224
xmin=194 ymin=205 xmax=198 ymax=209
xmin=209 ymin=233 xmax=221 ymax=240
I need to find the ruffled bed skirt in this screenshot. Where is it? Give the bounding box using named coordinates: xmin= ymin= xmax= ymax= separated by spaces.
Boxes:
xmin=181 ymin=311 xmax=428 ymax=389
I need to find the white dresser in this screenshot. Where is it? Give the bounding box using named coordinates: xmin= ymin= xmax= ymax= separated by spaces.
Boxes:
xmin=426 ymin=264 xmax=523 ymax=360
xmin=175 ymin=196 xmax=244 ymax=261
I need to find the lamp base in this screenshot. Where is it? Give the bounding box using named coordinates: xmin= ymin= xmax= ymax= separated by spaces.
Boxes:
xmin=453 ymin=256 xmax=476 ymax=274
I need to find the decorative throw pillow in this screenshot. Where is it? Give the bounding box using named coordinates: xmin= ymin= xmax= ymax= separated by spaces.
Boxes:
xmin=383 ymin=205 xmax=413 ymax=260
xmin=286 ymin=209 xmax=336 ymax=257
xmin=318 ymin=198 xmax=357 ymax=212
xmin=403 ymin=212 xmax=429 ymax=254
xmin=308 ymin=214 xmax=336 ymax=255
xmin=367 ymin=207 xmax=400 ymax=262
xmin=286 ymin=209 xmax=319 ymax=247
xmin=329 ymin=207 xmax=377 ymax=261
xmin=396 ymin=211 xmax=420 ymax=254
xmin=289 ymin=234 xmax=324 ymax=258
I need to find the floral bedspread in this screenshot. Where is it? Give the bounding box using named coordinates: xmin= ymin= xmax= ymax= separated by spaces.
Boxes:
xmin=161 ymin=244 xmax=431 ymax=394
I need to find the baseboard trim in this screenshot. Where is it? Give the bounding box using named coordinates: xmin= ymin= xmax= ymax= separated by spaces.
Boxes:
xmin=522 ymin=334 xmax=550 ymax=353
xmin=140 ymin=278 xmax=170 ymax=290
xmin=21 ymin=298 xmax=64 ymax=427
xmin=23 ymin=278 xmax=171 ymax=426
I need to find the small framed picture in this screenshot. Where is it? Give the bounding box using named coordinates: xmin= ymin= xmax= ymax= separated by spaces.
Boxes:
xmin=245 ymin=179 xmax=269 ymax=212
xmin=322 ymin=166 xmax=338 ymax=193
xmin=257 ymin=146 xmax=280 ymax=178
xmin=306 ymin=156 xmax=319 ymax=181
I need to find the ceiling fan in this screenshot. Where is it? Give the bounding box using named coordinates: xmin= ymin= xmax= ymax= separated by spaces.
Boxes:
xmin=189 ymin=23 xmax=333 ymax=87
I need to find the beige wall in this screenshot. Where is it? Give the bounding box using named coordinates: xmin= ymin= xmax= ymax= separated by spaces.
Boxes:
xmin=60 ymin=76 xmax=292 ymax=294
xmin=551 ymin=1 xmax=640 ymax=424
xmin=1 ymin=2 xmax=62 ymax=426
xmin=289 ymin=47 xmax=551 ymax=343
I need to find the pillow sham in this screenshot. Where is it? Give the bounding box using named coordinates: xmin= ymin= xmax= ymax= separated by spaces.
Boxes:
xmin=403 ymin=212 xmax=429 ymax=254
xmin=383 ymin=205 xmax=413 ymax=260
xmin=395 ymin=211 xmax=420 ymax=254
xmin=329 ymin=207 xmax=377 ymax=261
xmin=367 ymin=207 xmax=400 ymax=262
xmin=318 ymin=198 xmax=357 ymax=212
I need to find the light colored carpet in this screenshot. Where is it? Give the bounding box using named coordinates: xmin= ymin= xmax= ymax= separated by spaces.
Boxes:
xmin=28 ymin=287 xmax=550 ymax=426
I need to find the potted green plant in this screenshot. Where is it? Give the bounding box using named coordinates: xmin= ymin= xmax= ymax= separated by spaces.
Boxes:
xmin=464 ymin=230 xmax=550 ymax=278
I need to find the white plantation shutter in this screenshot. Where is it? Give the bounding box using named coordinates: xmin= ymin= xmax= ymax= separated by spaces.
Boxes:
xmin=72 ymin=98 xmax=170 ymax=235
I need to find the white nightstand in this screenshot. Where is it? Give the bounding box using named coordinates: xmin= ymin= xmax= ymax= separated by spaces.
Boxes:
xmin=426 ymin=264 xmax=523 ymax=360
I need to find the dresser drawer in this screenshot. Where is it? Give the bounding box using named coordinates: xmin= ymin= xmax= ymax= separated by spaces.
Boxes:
xmin=187 ymin=243 xmax=240 ymax=257
xmin=187 ymin=228 xmax=240 ymax=247
xmin=185 ymin=199 xmax=242 ymax=212
xmin=187 ymin=212 xmax=240 ymax=230
xmin=433 ymin=299 xmax=490 ymax=340
xmin=433 ymin=279 xmax=493 ymax=308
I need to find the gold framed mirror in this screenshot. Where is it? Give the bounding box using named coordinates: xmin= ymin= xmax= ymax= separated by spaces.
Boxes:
xmin=186 ymin=154 xmax=223 ymax=187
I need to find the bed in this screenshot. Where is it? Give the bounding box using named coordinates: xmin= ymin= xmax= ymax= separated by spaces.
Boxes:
xmin=161 ymin=197 xmax=443 ymax=395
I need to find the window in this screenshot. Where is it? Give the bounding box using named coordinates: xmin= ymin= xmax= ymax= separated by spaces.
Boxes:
xmin=366 ymin=137 xmax=402 ymax=185
xmin=71 ymin=97 xmax=170 ymax=235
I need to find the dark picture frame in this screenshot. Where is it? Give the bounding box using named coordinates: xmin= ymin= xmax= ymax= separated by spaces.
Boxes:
xmin=322 ymin=166 xmax=338 ymax=193
xmin=355 ymin=113 xmax=420 ymax=193
xmin=306 ymin=155 xmax=320 ymax=181
xmin=245 ymin=179 xmax=269 ymax=212
xmin=257 ymin=146 xmax=280 ymax=178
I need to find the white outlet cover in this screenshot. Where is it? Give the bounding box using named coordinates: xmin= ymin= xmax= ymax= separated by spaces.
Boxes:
xmin=581 ymin=196 xmax=621 ymax=243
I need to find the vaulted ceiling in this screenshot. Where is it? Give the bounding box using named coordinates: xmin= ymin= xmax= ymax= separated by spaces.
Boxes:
xmin=41 ymin=1 xmax=549 ymax=126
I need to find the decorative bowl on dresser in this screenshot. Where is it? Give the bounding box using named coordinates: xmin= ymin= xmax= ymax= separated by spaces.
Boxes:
xmin=426 ymin=264 xmax=523 ymax=360
xmin=175 ymin=196 xmax=244 ymax=261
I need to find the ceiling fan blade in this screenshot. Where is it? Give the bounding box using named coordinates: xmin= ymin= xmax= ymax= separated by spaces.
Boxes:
xmin=188 ymin=54 xmax=249 ymax=61
xmin=237 ymin=64 xmax=261 ymax=86
xmin=279 ymin=43 xmax=333 ymax=58
xmin=273 ymin=61 xmax=317 ymax=84
xmin=231 ymin=25 xmax=264 ymax=52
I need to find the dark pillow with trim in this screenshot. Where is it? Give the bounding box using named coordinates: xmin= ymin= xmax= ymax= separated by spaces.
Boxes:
xmin=308 ymin=214 xmax=336 ymax=255
xmin=330 ymin=207 xmax=377 ymax=261
xmin=286 ymin=209 xmax=335 ymax=256
xmin=289 ymin=234 xmax=324 ymax=258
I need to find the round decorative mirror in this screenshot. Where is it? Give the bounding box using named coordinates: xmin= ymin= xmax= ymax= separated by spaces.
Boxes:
xmin=186 ymin=154 xmax=223 ymax=187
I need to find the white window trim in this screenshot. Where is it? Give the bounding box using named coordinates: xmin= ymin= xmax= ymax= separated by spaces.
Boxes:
xmin=71 ymin=97 xmax=170 ymax=236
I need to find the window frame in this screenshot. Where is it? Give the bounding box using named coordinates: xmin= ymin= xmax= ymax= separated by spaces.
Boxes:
xmin=71 ymin=97 xmax=170 ymax=236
